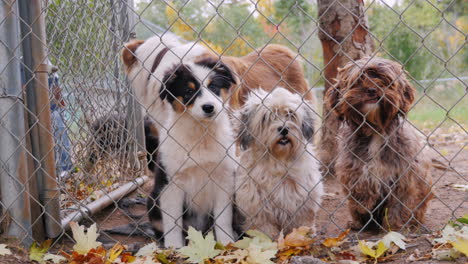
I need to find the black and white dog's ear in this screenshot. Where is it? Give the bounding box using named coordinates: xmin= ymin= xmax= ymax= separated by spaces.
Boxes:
xmin=234 ymin=107 xmax=253 ymax=150
xmin=301 ymin=106 xmax=315 ymax=141
xmin=213 ymin=62 xmax=237 ymax=86
xmin=196 ymin=58 xmax=237 ymax=87
xmin=122 ymin=39 xmax=145 ymax=70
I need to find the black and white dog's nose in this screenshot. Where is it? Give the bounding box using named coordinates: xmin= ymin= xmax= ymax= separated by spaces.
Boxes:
xmin=278 ymin=126 xmax=289 ymax=136
xmin=202 ymin=104 xmax=215 ymax=114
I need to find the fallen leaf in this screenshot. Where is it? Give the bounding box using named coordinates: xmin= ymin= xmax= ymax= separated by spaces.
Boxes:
xmin=119 ymin=252 xmax=137 ymax=263
xmin=283 ymin=226 xmax=315 ymax=247
xmin=234 ymin=229 xmax=276 ymax=251
xmin=358 ymin=240 xmax=387 ymax=259
xmin=246 ymin=243 xmax=276 ymax=264
xmin=432 ymin=247 xmax=460 ymax=261
xmin=246 ymin=230 xmax=272 ymax=241
xmin=214 ymin=241 xmax=225 ymax=250
xmin=456 ymin=215 xmax=468 ymax=224
xmin=70 ymin=222 xmax=102 ymax=254
xmin=381 ymin=231 xmax=406 ymax=250
xmin=434 ymin=225 xmax=468 ymax=244
xmin=132 ymin=256 xmax=161 ymax=264
xmin=0 ymin=244 xmax=12 ymax=256
xmin=136 ymin=242 xmax=158 ymax=257
xmin=107 ymin=243 xmax=124 ymax=263
xmin=334 ymin=251 xmax=357 ymax=261
xmin=29 ymin=239 xmax=52 ymax=262
xmin=155 ymin=253 xmax=170 ymax=264
xmin=323 ymin=229 xmax=350 ymax=248
xmin=43 ymin=253 xmax=67 ymax=263
xmin=214 ymin=248 xmax=249 ymax=263
xmin=276 ymin=247 xmax=303 ymax=262
xmin=178 ymin=227 xmax=221 ymax=264
xmin=451 ymin=236 xmax=468 ymax=257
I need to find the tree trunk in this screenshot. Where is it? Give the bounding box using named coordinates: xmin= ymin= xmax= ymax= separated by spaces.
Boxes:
xmin=317 ymin=0 xmax=374 ymax=177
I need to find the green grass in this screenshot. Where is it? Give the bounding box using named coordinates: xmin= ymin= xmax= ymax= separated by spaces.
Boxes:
xmin=408 ymin=82 xmax=467 ymax=130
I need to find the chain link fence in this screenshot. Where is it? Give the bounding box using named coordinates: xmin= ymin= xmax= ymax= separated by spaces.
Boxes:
xmin=0 ymin=0 xmax=466 ymax=251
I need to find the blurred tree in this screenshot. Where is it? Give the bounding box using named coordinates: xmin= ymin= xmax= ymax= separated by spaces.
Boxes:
xmin=316 ymin=0 xmax=374 ymax=177
xmin=133 ymin=0 xmax=466 ymax=80
xmin=368 ymin=0 xmax=467 ymax=80
xmin=135 ymin=0 xmax=169 ymax=28
xmin=202 ymin=1 xmax=269 ymax=56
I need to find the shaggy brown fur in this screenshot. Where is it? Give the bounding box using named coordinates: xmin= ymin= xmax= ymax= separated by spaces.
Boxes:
xmin=325 ymin=57 xmax=434 ymax=231
xmin=195 ymin=44 xmax=314 ymax=109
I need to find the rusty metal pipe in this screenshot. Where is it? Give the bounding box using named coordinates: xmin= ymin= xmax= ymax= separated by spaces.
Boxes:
xmin=61 ymin=176 xmax=149 ymax=230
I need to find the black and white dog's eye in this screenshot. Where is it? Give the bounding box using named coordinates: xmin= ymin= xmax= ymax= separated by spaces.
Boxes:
xmin=208 ymin=84 xmax=221 ymax=96
xmin=184 ymin=89 xmax=196 ymax=100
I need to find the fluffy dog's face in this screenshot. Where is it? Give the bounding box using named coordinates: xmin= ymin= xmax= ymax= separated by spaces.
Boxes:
xmin=160 ymin=59 xmax=236 ymax=121
xmin=235 ymin=88 xmax=315 ymax=161
xmin=325 ymin=57 xmax=415 ymax=131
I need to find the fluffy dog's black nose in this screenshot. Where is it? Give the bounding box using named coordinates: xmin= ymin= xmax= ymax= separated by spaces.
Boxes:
xmin=202 ymin=104 xmax=214 ymax=114
xmin=367 ymin=87 xmax=377 ymax=95
xmin=278 ymin=126 xmax=289 ymax=136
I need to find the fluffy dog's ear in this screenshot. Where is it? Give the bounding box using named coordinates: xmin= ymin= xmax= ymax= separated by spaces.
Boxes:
xmin=301 ymin=107 xmax=315 ymax=141
xmin=196 ymin=57 xmax=237 ymax=87
xmin=122 ymin=40 xmax=145 ymax=70
xmin=213 ymin=62 xmax=237 ymax=86
xmin=235 ymin=108 xmax=253 ymax=150
xmin=324 ymin=83 xmax=342 ymax=117
xmin=398 ymin=75 xmax=415 ymax=114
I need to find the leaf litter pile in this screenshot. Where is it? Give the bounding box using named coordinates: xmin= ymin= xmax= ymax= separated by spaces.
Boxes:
xmin=1 ymin=216 xmax=467 ymax=264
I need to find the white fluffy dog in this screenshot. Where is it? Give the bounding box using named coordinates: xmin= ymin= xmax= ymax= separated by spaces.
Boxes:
xmin=122 ymin=36 xmax=237 ymax=247
xmin=234 ymin=87 xmax=323 ymax=238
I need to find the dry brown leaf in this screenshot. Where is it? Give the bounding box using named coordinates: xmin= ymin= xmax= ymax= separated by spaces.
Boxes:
xmin=283 ymin=226 xmax=315 ymax=248
xmin=276 ymin=248 xmax=303 ymax=262
xmin=322 ymin=229 xmax=350 ymax=248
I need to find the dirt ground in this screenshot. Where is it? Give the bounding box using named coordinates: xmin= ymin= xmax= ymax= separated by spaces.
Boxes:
xmin=10 ymin=127 xmax=463 ymax=263
xmin=71 ymin=127 xmax=466 ymax=262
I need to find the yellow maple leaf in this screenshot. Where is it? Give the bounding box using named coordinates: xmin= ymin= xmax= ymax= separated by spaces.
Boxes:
xmin=178 ymin=227 xmax=221 ymax=264
xmin=359 ymin=240 xmax=388 ymax=259
xmin=451 ymin=237 xmax=468 ymax=257
xmin=29 ymin=239 xmax=52 ymax=262
xmin=106 ymin=243 xmax=124 ymax=264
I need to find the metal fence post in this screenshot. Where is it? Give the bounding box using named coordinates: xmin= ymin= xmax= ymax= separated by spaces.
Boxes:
xmin=18 ymin=0 xmax=62 ymax=239
xmin=0 ymin=0 xmax=33 ymax=246
xmin=123 ymin=0 xmax=147 ymax=176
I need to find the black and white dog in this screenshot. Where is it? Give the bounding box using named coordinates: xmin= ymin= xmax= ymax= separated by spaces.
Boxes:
xmin=122 ymin=36 xmax=237 ymax=247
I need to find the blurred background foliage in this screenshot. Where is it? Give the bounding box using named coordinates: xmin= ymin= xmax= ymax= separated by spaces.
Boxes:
xmin=136 ymin=0 xmax=467 ymax=83
xmin=46 ymin=0 xmax=467 ymax=128
xmin=135 ymin=0 xmax=467 ymax=128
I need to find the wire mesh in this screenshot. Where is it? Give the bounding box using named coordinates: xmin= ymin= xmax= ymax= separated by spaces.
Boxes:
xmin=0 ymin=0 xmax=466 ymax=252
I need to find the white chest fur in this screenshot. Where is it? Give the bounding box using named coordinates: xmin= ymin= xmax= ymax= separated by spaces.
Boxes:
xmin=160 ymin=113 xmax=236 ymax=213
